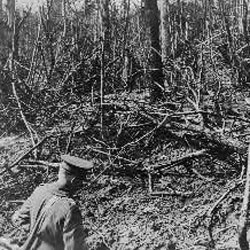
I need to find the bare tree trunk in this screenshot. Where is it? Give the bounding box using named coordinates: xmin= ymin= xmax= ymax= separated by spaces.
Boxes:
xmin=6 ymin=0 xmax=15 ymax=82
xmin=62 ymin=0 xmax=67 ymax=37
xmin=202 ymin=0 xmax=209 ymax=39
xmin=238 ymin=144 xmax=250 ymax=250
xmin=160 ymin=0 xmax=170 ymax=67
xmin=122 ymin=0 xmax=131 ymax=89
xmin=100 ymin=0 xmax=111 ymax=53
xmin=243 ymin=0 xmax=250 ymax=42
xmin=160 ymin=0 xmax=172 ymax=89
xmin=99 ymin=0 xmax=111 ymax=136
xmin=122 ymin=0 xmax=130 ymax=52
xmin=100 ymin=37 xmax=105 ymax=137
xmin=0 ymin=0 xmax=2 ymax=18
xmin=6 ymin=1 xmax=37 ymax=153
xmin=218 ymin=0 xmax=233 ymax=63
xmin=144 ymin=0 xmax=164 ymax=102
xmin=25 ymin=16 xmax=42 ymax=87
xmin=40 ymin=1 xmax=56 ymax=80
xmin=238 ymin=0 xmax=244 ymax=34
xmin=6 ymin=0 xmax=15 ymax=28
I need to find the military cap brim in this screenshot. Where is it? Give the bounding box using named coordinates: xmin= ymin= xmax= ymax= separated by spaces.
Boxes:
xmin=61 ymin=154 xmax=93 ymax=171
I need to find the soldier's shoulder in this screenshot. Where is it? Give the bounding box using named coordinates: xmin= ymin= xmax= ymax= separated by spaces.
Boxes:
xmin=52 ymin=197 xmax=78 ymax=219
xmin=33 ymin=183 xmax=53 ymax=194
xmin=61 ymin=197 xmax=77 ymax=208
xmin=34 ymin=182 xmax=49 ymax=190
xmin=31 ymin=183 xmax=48 ymax=194
xmin=55 ymin=196 xmax=77 ymax=214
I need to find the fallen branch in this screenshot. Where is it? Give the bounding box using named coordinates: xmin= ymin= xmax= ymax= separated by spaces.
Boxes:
xmin=191 ymin=168 xmax=214 ymax=182
xmin=7 ymin=200 xmax=25 ymax=204
xmin=140 ymin=109 xmax=248 ymax=159
xmin=170 ymin=122 xmax=247 ymax=157
xmin=18 ymin=165 xmax=48 ymax=170
xmin=150 ymin=190 xmax=192 ymax=197
xmin=23 ymin=160 xmax=59 ymax=168
xmin=0 ymin=136 xmax=50 ymax=175
xmin=207 ymin=179 xmax=243 ymax=247
xmin=208 ymin=180 xmax=244 ymax=218
xmin=90 ymin=148 xmax=138 ymax=165
xmin=151 ymin=149 xmax=208 ymax=171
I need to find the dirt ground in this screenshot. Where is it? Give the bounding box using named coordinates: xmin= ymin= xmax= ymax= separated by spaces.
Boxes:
xmin=0 ymin=136 xmax=244 ymax=250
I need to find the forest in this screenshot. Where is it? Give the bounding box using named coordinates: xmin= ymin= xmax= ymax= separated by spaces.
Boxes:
xmin=1 ymin=0 xmax=250 ymax=249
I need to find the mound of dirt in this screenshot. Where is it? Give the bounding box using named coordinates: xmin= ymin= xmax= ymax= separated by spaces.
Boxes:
xmin=0 ymin=136 xmax=244 ymax=250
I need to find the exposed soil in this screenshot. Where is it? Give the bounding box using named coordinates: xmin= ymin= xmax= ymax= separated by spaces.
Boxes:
xmin=0 ymin=136 xmax=245 ymax=250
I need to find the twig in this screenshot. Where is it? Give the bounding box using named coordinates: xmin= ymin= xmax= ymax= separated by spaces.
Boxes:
xmin=90 ymin=148 xmax=138 ymax=165
xmin=84 ymin=221 xmax=112 ymax=250
xmin=83 ymin=150 xmax=128 ymax=189
xmin=148 ymin=172 xmax=153 ymax=193
xmin=207 ymin=179 xmax=244 ymax=248
xmin=84 ymin=163 xmax=112 ymax=189
xmin=65 ymin=122 xmax=75 ymax=154
xmin=122 ymin=114 xmax=169 ymax=148
xmin=150 ymin=190 xmax=192 ymax=197
xmin=12 ymin=81 xmax=37 ymax=152
xmin=191 ymin=168 xmax=214 ymax=182
xmin=208 ymin=181 xmax=243 ymax=217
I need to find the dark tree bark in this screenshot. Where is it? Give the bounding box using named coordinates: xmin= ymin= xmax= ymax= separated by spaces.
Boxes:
xmin=100 ymin=0 xmax=111 ymax=54
xmin=144 ymin=0 xmax=164 ymax=102
xmin=6 ymin=0 xmax=16 ymax=68
xmin=0 ymin=0 xmax=2 ymax=18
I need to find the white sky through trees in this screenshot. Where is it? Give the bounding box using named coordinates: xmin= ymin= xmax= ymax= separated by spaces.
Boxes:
xmin=5 ymin=0 xmax=140 ymax=11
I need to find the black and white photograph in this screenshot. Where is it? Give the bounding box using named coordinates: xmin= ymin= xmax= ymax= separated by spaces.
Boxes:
xmin=0 ymin=0 xmax=250 ymax=249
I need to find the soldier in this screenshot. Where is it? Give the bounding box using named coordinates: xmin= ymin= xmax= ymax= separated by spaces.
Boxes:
xmin=12 ymin=154 xmax=93 ymax=250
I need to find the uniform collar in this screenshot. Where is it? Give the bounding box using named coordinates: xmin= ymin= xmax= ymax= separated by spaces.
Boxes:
xmin=48 ymin=182 xmax=75 ymax=198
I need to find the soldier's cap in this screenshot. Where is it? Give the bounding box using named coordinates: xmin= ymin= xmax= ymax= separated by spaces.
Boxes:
xmin=61 ymin=154 xmax=93 ymax=175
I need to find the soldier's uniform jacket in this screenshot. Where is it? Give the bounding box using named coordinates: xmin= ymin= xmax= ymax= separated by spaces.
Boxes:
xmin=13 ymin=183 xmax=88 ymax=250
